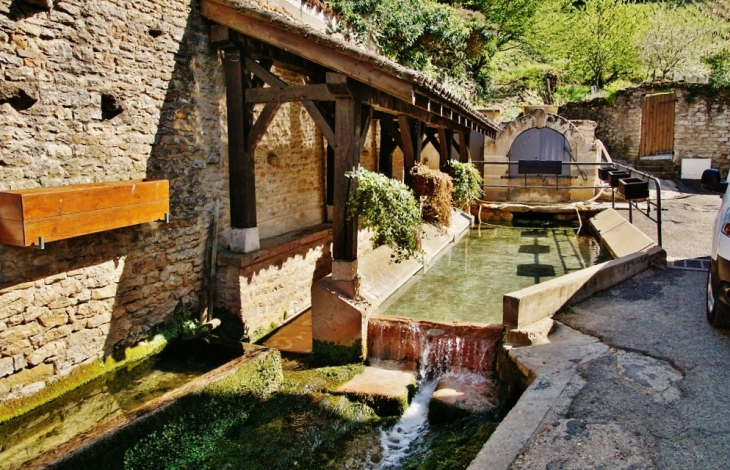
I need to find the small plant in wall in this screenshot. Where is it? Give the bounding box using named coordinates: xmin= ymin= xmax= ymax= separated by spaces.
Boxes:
xmin=410 ymin=163 xmax=453 ymax=229
xmin=346 ymin=168 xmax=423 ymax=263
xmin=447 ymin=160 xmax=483 ymax=211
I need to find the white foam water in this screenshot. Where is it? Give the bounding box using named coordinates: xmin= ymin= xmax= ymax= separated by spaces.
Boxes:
xmin=375 ymin=378 xmax=438 ymax=469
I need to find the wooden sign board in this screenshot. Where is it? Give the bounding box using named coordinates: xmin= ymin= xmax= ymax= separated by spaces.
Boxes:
xmin=0 ymin=180 xmax=169 ymax=247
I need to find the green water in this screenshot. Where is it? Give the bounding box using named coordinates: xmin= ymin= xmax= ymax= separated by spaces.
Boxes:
xmin=382 ymin=224 xmax=605 ymax=324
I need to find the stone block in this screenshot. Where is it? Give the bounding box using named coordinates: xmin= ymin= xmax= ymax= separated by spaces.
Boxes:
xmin=26 ymin=340 xmax=65 ymax=366
xmin=0 ymin=357 xmax=13 ymax=378
xmin=335 ymin=366 xmax=416 ymax=416
xmin=0 ymin=363 xmax=53 ymax=396
xmin=38 ymin=310 xmax=69 ymax=329
xmin=312 ymin=277 xmax=370 ymax=351
xmin=429 ymin=373 xmax=499 ymax=423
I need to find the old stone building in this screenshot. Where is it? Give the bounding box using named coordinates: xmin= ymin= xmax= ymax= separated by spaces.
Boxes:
xmin=0 ymin=0 xmax=498 ymax=402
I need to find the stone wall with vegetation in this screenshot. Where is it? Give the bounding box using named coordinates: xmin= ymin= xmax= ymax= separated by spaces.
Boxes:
xmin=0 ymin=0 xmax=226 ymax=401
xmin=0 ymin=0 xmax=335 ymax=402
xmin=560 ymin=84 xmax=730 ymax=174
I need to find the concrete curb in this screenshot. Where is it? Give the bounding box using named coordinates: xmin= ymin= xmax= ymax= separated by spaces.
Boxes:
xmin=503 ymin=209 xmax=666 ymax=329
xmin=468 ymin=323 xmax=609 ymax=470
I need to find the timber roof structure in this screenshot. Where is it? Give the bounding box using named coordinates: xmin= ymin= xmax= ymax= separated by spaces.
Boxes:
xmin=201 ymin=0 xmax=500 ymax=137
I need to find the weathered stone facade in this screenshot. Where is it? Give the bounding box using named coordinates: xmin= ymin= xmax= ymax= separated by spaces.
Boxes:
xmin=0 ymin=0 xmax=229 ymax=400
xmin=560 ymin=84 xmax=730 ymax=174
xmin=0 ymin=0 xmax=345 ymax=402
xmin=482 ymin=108 xmax=600 ymax=203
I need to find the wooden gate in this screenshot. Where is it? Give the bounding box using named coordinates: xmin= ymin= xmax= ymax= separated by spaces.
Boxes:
xmin=639 ymin=91 xmax=675 ymax=158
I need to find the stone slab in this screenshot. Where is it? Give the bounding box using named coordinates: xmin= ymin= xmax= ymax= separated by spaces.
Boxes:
xmin=588 ymin=208 xmax=626 ymax=234
xmin=429 ymin=373 xmax=498 ymax=423
xmin=600 ymin=221 xmax=655 ymax=258
xmin=335 ymin=366 xmax=416 ymax=416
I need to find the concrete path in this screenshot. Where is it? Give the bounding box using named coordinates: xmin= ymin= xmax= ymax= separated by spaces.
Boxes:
xmin=487 ymin=182 xmax=730 ymax=469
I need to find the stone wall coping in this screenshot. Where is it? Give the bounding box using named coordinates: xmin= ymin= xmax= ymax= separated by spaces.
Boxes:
xmin=218 ymin=223 xmax=332 ymax=268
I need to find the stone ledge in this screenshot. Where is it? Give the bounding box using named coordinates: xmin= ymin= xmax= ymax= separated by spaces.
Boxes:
xmin=217 ymin=223 xmax=332 ymax=268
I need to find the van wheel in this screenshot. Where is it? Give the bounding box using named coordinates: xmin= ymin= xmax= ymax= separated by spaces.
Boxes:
xmin=707 ymin=269 xmax=730 ymax=328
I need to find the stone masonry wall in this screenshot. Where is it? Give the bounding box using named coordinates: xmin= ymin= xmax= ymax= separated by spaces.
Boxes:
xmin=0 ymin=0 xmax=227 ymax=400
xmin=560 ymin=84 xmax=730 ymax=173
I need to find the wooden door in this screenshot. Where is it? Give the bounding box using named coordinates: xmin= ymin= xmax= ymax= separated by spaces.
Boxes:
xmin=639 ymin=92 xmax=675 ymax=157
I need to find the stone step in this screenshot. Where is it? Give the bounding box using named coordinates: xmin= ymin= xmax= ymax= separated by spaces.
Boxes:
xmin=334 ymin=366 xmax=416 ymax=417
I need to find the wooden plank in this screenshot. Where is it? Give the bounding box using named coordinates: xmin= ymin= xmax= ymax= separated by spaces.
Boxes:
xmin=244 ymin=84 xmax=335 ymax=103
xmin=248 ymin=101 xmax=281 ymax=154
xmin=0 ymin=218 xmax=24 ymax=247
xmin=0 ymin=192 xmax=23 ymax=221
xmin=332 ymin=97 xmax=362 ymax=261
xmin=224 ymin=48 xmax=257 ymax=229
xmin=202 ymin=0 xmax=415 ymax=103
xmin=23 ymin=200 xmax=169 ymax=246
xmin=13 ymin=180 xmax=168 ymax=221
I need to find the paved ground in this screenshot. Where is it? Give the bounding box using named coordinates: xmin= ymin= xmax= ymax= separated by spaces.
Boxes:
xmin=507 ymin=182 xmax=730 ymax=469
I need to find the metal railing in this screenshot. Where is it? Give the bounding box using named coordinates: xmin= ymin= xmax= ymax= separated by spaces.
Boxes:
xmin=472 ymin=153 xmax=663 ymax=246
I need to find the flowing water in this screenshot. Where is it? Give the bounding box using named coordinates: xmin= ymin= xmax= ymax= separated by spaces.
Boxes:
xmin=382 ymin=224 xmax=605 ymax=324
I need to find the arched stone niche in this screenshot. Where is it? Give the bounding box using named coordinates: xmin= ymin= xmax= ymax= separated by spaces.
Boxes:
xmin=482 ymin=108 xmax=599 ymax=203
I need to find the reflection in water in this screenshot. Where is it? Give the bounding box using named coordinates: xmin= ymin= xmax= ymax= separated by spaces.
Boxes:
xmin=383 ymin=225 xmax=604 ymax=324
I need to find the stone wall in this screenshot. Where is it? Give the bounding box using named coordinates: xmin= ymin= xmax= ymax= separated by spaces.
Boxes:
xmin=0 ymin=0 xmax=228 ymax=401
xmin=0 ymin=0 xmax=334 ymax=403
xmin=559 ymin=84 xmax=730 ymax=173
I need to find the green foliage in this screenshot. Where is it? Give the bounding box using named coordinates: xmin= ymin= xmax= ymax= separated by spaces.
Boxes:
xmin=346 ymin=168 xmax=423 ymax=263
xmin=637 ymin=3 xmax=720 ymax=81
xmin=553 ymin=84 xmax=591 ymax=105
xmin=329 ymin=0 xmax=495 ymax=100
xmin=447 ymin=160 xmax=483 ymax=210
xmin=704 ymin=49 xmax=730 ymax=88
xmin=567 ymin=0 xmax=643 ymax=88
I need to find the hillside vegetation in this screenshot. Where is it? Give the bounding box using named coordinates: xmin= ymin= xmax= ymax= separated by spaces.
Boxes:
xmin=329 ymin=0 xmax=730 ymax=112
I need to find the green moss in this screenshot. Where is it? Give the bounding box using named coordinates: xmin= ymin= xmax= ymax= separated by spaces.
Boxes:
xmin=0 ymin=335 xmax=168 ymax=425
xmin=51 ymin=349 xmax=285 ymax=470
xmin=400 ymin=419 xmax=499 ymax=470
xmin=312 ymin=339 xmax=363 ymax=366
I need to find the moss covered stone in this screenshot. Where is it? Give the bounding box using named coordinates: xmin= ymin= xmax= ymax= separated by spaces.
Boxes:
xmin=312 ymin=339 xmax=363 ymax=366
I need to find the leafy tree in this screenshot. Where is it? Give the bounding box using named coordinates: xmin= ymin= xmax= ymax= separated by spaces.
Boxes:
xmin=637 ymin=4 xmax=720 ymax=81
xmin=703 ymin=49 xmax=730 ymax=87
xmin=566 ymin=0 xmax=643 ymax=88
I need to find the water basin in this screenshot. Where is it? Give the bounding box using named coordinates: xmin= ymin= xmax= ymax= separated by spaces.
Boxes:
xmin=381 ymin=224 xmax=606 ymax=324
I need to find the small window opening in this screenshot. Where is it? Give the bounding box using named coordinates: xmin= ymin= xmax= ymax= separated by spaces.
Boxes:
xmin=101 ymin=94 xmax=123 ymax=121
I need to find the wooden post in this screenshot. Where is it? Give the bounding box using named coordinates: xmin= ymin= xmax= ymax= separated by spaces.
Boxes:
xmin=222 ymin=49 xmax=260 ymax=253
xmin=332 ymin=96 xmax=362 ymax=263
xmin=398 ymin=115 xmax=417 ymax=186
xmin=379 ymin=120 xmax=395 ymax=178
xmin=438 ymin=127 xmax=449 ymax=168
xmin=458 ymin=130 xmax=470 ymax=163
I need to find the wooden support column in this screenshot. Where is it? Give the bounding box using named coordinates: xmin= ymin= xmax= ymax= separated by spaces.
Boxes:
xmin=223 ymin=48 xmax=260 ymax=253
xmin=458 ymin=130 xmax=470 ymax=163
xmin=438 ymin=127 xmax=450 ymax=168
xmin=398 ymin=115 xmax=421 ymax=186
xmin=327 ymin=73 xmax=365 ymax=297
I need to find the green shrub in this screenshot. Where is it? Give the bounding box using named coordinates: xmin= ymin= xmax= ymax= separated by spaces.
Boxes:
xmin=447 ymin=160 xmax=483 ymax=211
xmin=346 ymin=168 xmax=423 ymax=263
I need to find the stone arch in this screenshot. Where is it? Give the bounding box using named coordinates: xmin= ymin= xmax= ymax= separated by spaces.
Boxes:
xmin=482 ymin=108 xmax=600 ymax=202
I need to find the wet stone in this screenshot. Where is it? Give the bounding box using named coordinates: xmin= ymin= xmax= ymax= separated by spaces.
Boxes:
xmin=335 ymin=367 xmax=416 ymax=417
xmin=428 ymin=373 xmax=498 ymax=423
